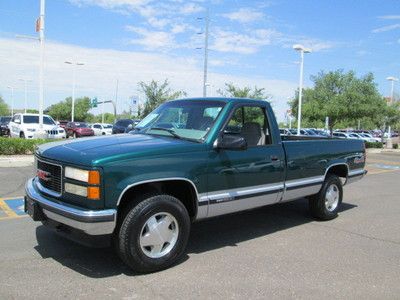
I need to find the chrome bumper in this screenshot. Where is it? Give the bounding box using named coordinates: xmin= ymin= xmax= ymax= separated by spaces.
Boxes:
xmin=345 ymin=169 xmax=368 ymax=185
xmin=25 ymin=178 xmax=117 ymax=235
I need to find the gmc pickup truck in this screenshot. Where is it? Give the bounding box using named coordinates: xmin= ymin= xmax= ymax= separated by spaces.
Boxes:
xmin=25 ymin=98 xmax=367 ymax=272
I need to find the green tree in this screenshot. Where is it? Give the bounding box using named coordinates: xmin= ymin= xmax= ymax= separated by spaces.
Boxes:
xmin=217 ymin=83 xmax=270 ymax=100
xmin=289 ymin=70 xmax=384 ymax=134
xmin=47 ymin=96 xmax=91 ymax=121
xmin=138 ymin=79 xmax=186 ymax=117
xmin=0 ymin=96 xmax=10 ymax=116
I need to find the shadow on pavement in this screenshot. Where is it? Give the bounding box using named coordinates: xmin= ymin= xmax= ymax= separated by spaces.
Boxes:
xmin=34 ymin=198 xmax=357 ymax=278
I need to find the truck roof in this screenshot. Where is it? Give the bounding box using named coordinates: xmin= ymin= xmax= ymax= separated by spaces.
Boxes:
xmin=173 ymin=97 xmax=270 ymax=105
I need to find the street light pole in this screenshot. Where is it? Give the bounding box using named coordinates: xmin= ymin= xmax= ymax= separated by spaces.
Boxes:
xmin=386 ymin=76 xmax=398 ymax=147
xmin=7 ymin=86 xmax=14 ymax=116
xmin=197 ymin=9 xmax=210 ymax=97
xmin=19 ymin=79 xmax=32 ymax=113
xmin=293 ymin=44 xmax=311 ymax=135
xmin=38 ymin=0 xmax=45 ymax=133
xmin=65 ymin=61 xmax=84 ymax=122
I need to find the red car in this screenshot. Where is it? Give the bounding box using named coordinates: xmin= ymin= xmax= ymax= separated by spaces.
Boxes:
xmin=65 ymin=122 xmax=94 ymax=138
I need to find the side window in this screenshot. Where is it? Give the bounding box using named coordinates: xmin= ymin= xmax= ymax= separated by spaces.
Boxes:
xmin=225 ymin=106 xmax=272 ymax=147
xmin=94 ymin=124 xmax=101 ymax=129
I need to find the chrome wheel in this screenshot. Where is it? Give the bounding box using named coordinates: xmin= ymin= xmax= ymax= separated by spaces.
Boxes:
xmin=325 ymin=184 xmax=339 ymax=212
xmin=139 ymin=212 xmax=179 ymax=259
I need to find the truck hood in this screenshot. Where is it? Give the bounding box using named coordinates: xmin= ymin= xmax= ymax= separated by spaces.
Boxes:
xmin=36 ymin=133 xmax=205 ymax=166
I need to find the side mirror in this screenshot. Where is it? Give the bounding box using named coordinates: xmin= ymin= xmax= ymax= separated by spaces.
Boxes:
xmin=215 ymin=134 xmax=247 ymax=151
xmin=125 ymin=124 xmax=133 ymax=132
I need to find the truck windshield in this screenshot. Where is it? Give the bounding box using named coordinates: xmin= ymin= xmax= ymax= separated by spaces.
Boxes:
xmin=135 ymin=100 xmax=225 ymax=142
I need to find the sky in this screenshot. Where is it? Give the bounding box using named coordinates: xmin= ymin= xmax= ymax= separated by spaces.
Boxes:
xmin=0 ymin=0 xmax=399 ymax=121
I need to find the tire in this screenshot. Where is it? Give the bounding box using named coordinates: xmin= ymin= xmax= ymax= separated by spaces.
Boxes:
xmin=20 ymin=131 xmax=25 ymax=139
xmin=309 ymin=175 xmax=343 ymax=220
xmin=117 ymin=194 xmax=190 ymax=273
xmin=102 ymin=132 xmax=105 ymax=135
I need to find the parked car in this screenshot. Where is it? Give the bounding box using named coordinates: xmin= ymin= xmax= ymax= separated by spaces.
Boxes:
xmin=65 ymin=122 xmax=94 ymax=138
xmin=279 ymin=128 xmax=292 ymax=136
xmin=0 ymin=116 xmax=11 ymax=137
xmin=112 ymin=119 xmax=141 ymax=134
xmin=9 ymin=113 xmax=66 ymax=139
xmin=58 ymin=120 xmax=69 ymax=129
xmin=358 ymin=133 xmax=380 ymax=143
xmin=25 ymin=97 xmax=367 ymax=273
xmin=90 ymin=123 xmax=113 ymax=136
xmin=332 ymin=132 xmax=357 ymax=139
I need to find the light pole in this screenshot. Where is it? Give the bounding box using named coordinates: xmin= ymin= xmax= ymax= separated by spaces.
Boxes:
xmin=7 ymin=86 xmax=14 ymax=116
xmin=19 ymin=79 xmax=33 ymax=113
xmin=386 ymin=76 xmax=398 ymax=147
xmin=64 ymin=61 xmax=84 ymax=122
xmin=197 ymin=8 xmax=210 ymax=97
xmin=293 ymin=44 xmax=311 ymax=135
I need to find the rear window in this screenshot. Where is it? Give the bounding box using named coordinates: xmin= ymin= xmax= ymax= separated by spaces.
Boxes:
xmin=116 ymin=120 xmax=133 ymax=127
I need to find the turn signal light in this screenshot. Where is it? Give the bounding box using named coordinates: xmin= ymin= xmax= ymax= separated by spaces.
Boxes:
xmin=88 ymin=170 xmax=100 ymax=185
xmin=87 ymin=186 xmax=100 ymax=200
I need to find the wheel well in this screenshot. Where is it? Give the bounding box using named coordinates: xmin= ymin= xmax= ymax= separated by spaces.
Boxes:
xmin=118 ymin=180 xmax=198 ymax=220
xmin=325 ymin=164 xmax=348 ymax=179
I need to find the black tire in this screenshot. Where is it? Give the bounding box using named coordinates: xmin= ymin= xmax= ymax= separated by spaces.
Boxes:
xmin=20 ymin=131 xmax=25 ymax=139
xmin=117 ymin=194 xmax=190 ymax=273
xmin=309 ymin=175 xmax=343 ymax=220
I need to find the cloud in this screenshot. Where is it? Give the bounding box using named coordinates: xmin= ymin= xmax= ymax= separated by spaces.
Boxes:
xmin=0 ymin=38 xmax=296 ymax=121
xmin=221 ymin=8 xmax=264 ymax=23
xmin=179 ymin=3 xmax=204 ymax=14
xmin=378 ymin=15 xmax=400 ymax=20
xmin=125 ymin=26 xmax=176 ymax=49
xmin=211 ymin=28 xmax=281 ymax=54
xmin=372 ymin=24 xmax=400 ymax=33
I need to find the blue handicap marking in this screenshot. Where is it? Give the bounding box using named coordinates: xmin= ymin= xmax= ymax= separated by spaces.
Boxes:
xmin=4 ymin=198 xmax=26 ymax=216
xmin=371 ymin=164 xmax=400 ymax=170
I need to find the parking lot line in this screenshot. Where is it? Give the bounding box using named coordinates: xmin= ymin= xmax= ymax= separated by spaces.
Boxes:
xmin=0 ymin=198 xmax=19 ymax=218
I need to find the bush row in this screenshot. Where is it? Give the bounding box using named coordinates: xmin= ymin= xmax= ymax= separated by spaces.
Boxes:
xmin=0 ymin=137 xmax=52 ymax=155
xmin=364 ymin=141 xmax=384 ymax=149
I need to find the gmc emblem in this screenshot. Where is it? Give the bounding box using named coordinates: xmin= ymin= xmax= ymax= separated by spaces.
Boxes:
xmin=37 ymin=169 xmax=51 ymax=182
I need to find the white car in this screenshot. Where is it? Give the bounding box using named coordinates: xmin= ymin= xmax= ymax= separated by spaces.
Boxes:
xmin=332 ymin=132 xmax=358 ymax=139
xmin=90 ymin=123 xmax=113 ymax=136
xmin=358 ymin=133 xmax=380 ymax=143
xmin=9 ymin=113 xmax=66 ymax=139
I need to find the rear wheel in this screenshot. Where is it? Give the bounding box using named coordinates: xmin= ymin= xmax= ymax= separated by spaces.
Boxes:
xmin=309 ymin=175 xmax=343 ymax=220
xmin=19 ymin=131 xmax=25 ymax=139
xmin=117 ymin=194 xmax=190 ymax=273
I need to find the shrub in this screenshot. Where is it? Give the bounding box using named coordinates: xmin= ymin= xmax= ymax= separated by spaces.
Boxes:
xmin=365 ymin=141 xmax=383 ymax=149
xmin=0 ymin=137 xmax=53 ymax=155
xmin=393 ymin=143 xmax=399 ymax=149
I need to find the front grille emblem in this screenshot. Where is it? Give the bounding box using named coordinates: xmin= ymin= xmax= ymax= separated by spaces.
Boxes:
xmin=37 ymin=169 xmax=51 ymax=182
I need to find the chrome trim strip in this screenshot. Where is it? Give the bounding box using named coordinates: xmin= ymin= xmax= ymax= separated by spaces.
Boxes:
xmin=324 ymin=163 xmax=349 ymax=179
xmin=202 ymin=182 xmax=284 ymax=202
xmin=285 ymin=176 xmax=324 ymax=188
xmin=26 ymin=178 xmax=116 ymax=235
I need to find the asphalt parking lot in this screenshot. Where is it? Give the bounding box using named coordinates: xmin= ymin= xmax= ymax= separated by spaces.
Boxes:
xmin=0 ymin=152 xmax=399 ymax=299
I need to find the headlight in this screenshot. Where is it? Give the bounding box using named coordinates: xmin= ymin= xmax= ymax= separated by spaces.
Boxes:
xmin=64 ymin=167 xmax=101 ymax=199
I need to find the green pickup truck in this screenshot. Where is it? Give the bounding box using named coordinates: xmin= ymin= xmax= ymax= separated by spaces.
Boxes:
xmin=25 ymin=98 xmax=366 ymax=272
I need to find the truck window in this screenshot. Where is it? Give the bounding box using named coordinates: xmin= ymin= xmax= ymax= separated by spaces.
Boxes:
xmin=225 ymin=106 xmax=272 ymax=147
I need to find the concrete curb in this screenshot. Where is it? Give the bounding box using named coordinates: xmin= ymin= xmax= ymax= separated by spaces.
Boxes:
xmin=0 ymin=155 xmax=34 ymax=168
xmin=366 ymin=148 xmax=400 ymax=154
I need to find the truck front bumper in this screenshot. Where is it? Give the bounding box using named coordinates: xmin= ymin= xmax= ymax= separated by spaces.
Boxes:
xmin=25 ymin=178 xmax=117 ymax=236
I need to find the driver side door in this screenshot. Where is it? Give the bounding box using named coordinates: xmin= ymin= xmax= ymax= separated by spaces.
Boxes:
xmin=206 ymin=104 xmax=285 ymax=217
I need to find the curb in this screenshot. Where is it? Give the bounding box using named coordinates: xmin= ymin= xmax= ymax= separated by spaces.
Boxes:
xmin=366 ymin=149 xmax=400 ymax=154
xmin=0 ymin=155 xmax=34 ymax=167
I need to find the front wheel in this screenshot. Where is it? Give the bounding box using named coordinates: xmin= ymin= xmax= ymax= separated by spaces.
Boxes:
xmin=309 ymin=175 xmax=343 ymax=220
xmin=117 ymin=194 xmax=190 ymax=273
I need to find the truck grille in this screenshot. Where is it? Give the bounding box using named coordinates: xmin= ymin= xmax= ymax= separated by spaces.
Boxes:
xmin=37 ymin=159 xmax=62 ymax=194
xmin=46 ymin=130 xmax=58 ymax=135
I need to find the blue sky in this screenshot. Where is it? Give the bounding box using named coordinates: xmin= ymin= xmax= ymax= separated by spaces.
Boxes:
xmin=0 ymin=0 xmax=399 ymax=121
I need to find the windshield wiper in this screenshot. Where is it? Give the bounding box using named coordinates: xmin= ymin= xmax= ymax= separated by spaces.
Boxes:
xmin=148 ymin=127 xmax=182 ymax=139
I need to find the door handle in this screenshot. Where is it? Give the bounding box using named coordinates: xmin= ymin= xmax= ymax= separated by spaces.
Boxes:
xmin=270 ymin=155 xmax=279 ymax=161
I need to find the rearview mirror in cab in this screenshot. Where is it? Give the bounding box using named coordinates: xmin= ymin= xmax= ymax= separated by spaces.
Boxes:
xmin=215 ymin=134 xmax=248 ymax=151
